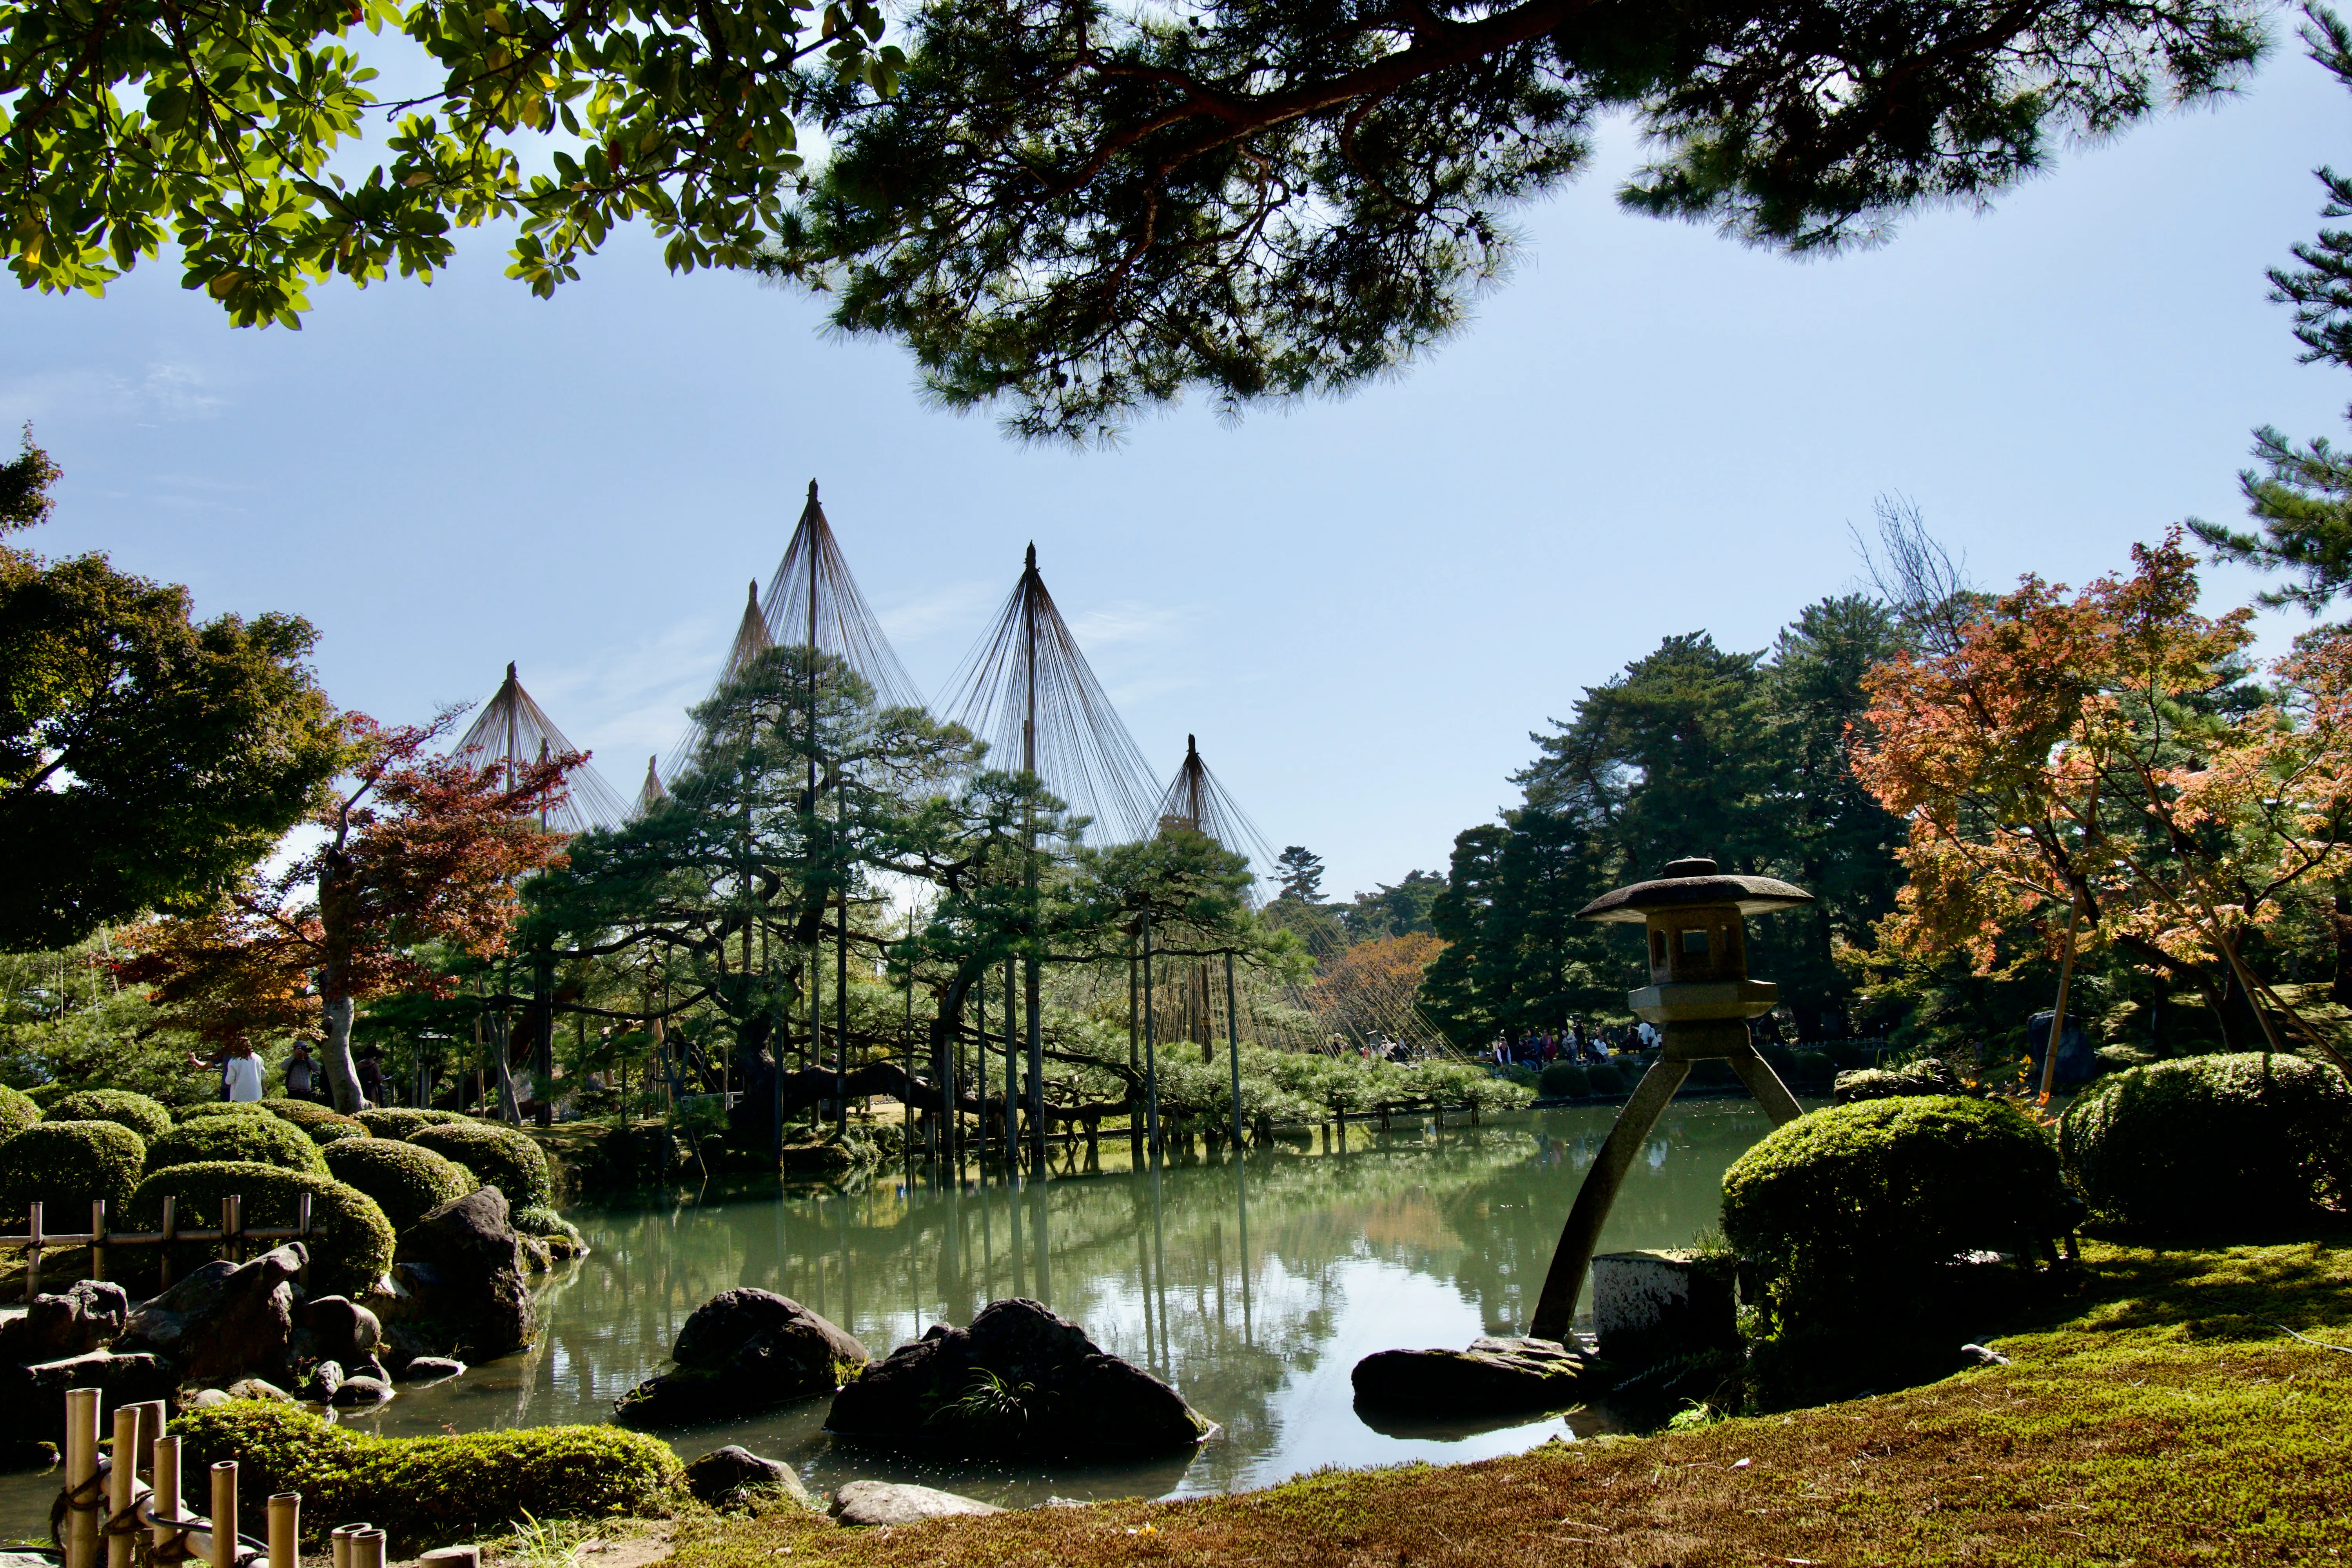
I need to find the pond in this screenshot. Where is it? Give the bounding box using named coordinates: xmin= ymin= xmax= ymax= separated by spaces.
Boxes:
xmin=2 ymin=1099 xmax=1783 ymax=1537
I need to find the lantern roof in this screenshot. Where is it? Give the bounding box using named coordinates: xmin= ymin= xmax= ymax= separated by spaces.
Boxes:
xmin=1576 ymin=857 xmax=1814 ymax=924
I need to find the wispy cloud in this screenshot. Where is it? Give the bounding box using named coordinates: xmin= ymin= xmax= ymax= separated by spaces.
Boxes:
xmin=876 ymin=578 xmax=1002 ymax=644
xmin=0 ymin=359 xmax=228 ymax=426
xmin=1069 ymin=599 xmax=1199 ymax=648
xmin=488 ymin=610 xmax=732 ymax=770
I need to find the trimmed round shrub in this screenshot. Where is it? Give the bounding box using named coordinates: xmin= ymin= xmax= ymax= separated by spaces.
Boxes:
xmin=406 ymin=1123 xmax=551 ymax=1210
xmin=2059 ymin=1053 xmax=2352 ymax=1233
xmin=1723 ymin=1096 xmax=2076 ymax=1294
xmin=23 ymin=1083 xmax=74 ymax=1111
xmin=146 ymin=1114 xmax=328 ymax=1177
xmin=0 ymin=1120 xmax=145 ymax=1226
xmin=131 ymin=1163 xmax=394 ymax=1297
xmin=174 ymin=1401 xmax=682 ymax=1553
xmin=180 ymin=1101 xmax=274 ymax=1120
xmin=0 ymin=1084 xmax=40 ymax=1141
xmin=443 ymin=1161 xmax=480 ymax=1194
xmin=355 ymin=1108 xmax=472 ymax=1140
xmin=321 ymin=1139 xmax=473 ymax=1232
xmin=47 ymin=1089 xmax=172 ymax=1142
xmin=263 ymin=1099 xmax=368 ymax=1144
xmin=1583 ymin=1060 xmax=1628 ymax=1096
xmin=1538 ymin=1062 xmax=1590 ymax=1098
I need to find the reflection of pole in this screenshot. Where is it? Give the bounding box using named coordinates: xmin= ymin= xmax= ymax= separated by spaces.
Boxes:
xmin=1002 ymin=956 xmax=1018 ymax=1164
xmin=1225 ymin=950 xmax=1244 ymax=1153
xmin=902 ymin=913 xmax=915 ymax=1185
xmin=1142 ymin=914 xmax=1161 ymax=1158
xmin=1149 ymin=1161 xmax=1170 ymax=1376
xmin=1236 ymin=1152 xmax=1252 ymax=1344
xmin=1029 ymin=1173 xmax=1052 ymax=1306
xmin=1129 ymin=938 xmax=1142 ymax=1165
xmin=974 ymin=972 xmax=987 ymax=1167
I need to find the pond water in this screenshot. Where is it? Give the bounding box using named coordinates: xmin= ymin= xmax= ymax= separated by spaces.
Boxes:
xmin=2 ymin=1099 xmax=1785 ymax=1536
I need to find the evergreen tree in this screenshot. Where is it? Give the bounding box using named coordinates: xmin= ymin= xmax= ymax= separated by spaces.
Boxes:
xmin=1273 ymin=845 xmax=1327 ymax=905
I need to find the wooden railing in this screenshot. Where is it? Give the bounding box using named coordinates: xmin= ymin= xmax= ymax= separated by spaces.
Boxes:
xmin=2 ymin=1194 xmax=314 ymax=1301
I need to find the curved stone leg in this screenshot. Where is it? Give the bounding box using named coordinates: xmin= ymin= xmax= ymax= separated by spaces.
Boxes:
xmin=1528 ymin=1057 xmax=1691 ymax=1342
xmin=1725 ymin=1042 xmax=1804 ymax=1125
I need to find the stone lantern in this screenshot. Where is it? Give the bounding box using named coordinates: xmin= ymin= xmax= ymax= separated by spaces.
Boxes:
xmin=1528 ymin=856 xmax=1814 ymax=1342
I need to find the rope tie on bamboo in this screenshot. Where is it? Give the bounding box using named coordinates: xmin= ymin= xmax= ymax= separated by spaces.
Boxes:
xmin=62 ymin=1456 xmax=111 ymax=1524
xmin=143 ymin=1517 xmax=265 ymax=1568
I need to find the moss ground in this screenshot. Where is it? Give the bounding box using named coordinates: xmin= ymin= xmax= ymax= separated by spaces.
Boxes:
xmin=657 ymin=1229 xmax=2351 ymax=1568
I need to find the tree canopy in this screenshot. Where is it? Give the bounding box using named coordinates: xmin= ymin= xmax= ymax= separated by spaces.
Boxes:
xmin=0 ymin=431 xmax=346 ymax=951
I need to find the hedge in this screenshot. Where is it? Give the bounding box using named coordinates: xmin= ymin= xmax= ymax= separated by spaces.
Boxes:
xmin=0 ymin=1084 xmax=39 ymax=1141
xmin=0 ymin=1120 xmax=146 ymax=1226
xmin=145 ymin=1115 xmax=328 ymax=1177
xmin=173 ymin=1401 xmax=683 ymax=1553
xmin=321 ymin=1139 xmax=474 ymax=1232
xmin=179 ymin=1101 xmax=275 ymax=1120
xmin=1722 ymin=1095 xmax=2076 ymax=1296
xmin=355 ymin=1108 xmax=472 ymax=1140
xmin=1538 ymin=1063 xmax=1590 ymax=1098
xmin=47 ymin=1089 xmax=172 ymax=1142
xmin=405 ymin=1123 xmax=551 ymax=1210
xmin=131 ymin=1163 xmax=394 ymax=1297
xmin=2058 ymin=1053 xmax=2352 ymax=1234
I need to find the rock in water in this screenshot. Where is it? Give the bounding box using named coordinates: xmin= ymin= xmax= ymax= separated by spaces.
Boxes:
xmin=826 ymin=1298 xmax=1209 ymax=1457
xmin=381 ymin=1188 xmax=536 ymax=1363
xmin=1351 ymin=1337 xmax=1584 ymax=1415
xmin=397 ymin=1357 xmax=466 ymax=1383
xmin=329 ymin=1375 xmax=392 ymax=1406
xmin=0 ymin=1282 xmax=127 ymax=1366
xmin=684 ymin=1446 xmax=809 ymax=1508
xmin=828 ymin=1480 xmax=1001 ymax=1526
xmin=294 ymin=1295 xmax=383 ymax=1369
xmin=224 ymin=1378 xmax=294 ymax=1402
xmin=0 ymin=1350 xmax=180 ymax=1443
xmin=116 ymin=1246 xmax=304 ymax=1385
xmin=615 ymin=1289 xmax=867 ymax=1428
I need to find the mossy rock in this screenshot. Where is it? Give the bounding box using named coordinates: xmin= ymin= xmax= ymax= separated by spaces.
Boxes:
xmin=179 ymin=1101 xmax=274 ymax=1120
xmin=131 ymin=1162 xmax=394 ymax=1297
xmin=1722 ymin=1095 xmax=2078 ymax=1297
xmin=47 ymin=1089 xmax=172 ymax=1142
xmin=321 ymin=1139 xmax=474 ymax=1232
xmin=405 ymin=1123 xmax=552 ymax=1210
xmin=355 ymin=1108 xmax=472 ymax=1140
xmin=512 ymin=1204 xmax=586 ymax=1252
xmin=1537 ymin=1062 xmax=1589 ymax=1098
xmin=0 ymin=1084 xmax=39 ymax=1141
xmin=2058 ymin=1053 xmax=2352 ymax=1234
xmin=172 ymin=1401 xmax=683 ymax=1553
xmin=146 ymin=1114 xmax=328 ymax=1177
xmin=0 ymin=1120 xmax=146 ymax=1226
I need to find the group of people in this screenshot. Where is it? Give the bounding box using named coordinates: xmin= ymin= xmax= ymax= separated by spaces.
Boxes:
xmin=184 ymin=1038 xmax=381 ymax=1105
xmin=1488 ymin=1020 xmax=1657 ymax=1069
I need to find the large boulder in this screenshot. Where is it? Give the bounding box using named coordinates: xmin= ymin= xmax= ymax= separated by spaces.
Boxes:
xmin=615 ymin=1289 xmax=866 ymax=1429
xmin=0 ymin=1349 xmax=180 ymax=1444
xmin=1351 ymin=1337 xmax=1584 ymax=1415
xmin=292 ymin=1294 xmax=384 ymax=1374
xmin=0 ymin=1281 xmax=128 ymax=1366
xmin=826 ymin=1298 xmax=1208 ymax=1458
xmin=115 ymin=1245 xmax=304 ymax=1385
xmin=684 ymin=1446 xmax=809 ymax=1508
xmin=828 ymin=1480 xmax=1000 ymax=1526
xmin=379 ymin=1187 xmax=536 ymax=1364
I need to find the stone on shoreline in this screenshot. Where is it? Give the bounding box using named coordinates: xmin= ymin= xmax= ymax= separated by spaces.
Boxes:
xmin=1351 ymin=1336 xmax=1584 ymax=1415
xmin=684 ymin=1445 xmax=808 ymax=1508
xmin=381 ymin=1187 xmax=537 ymax=1364
xmin=116 ymin=1246 xmax=304 ymax=1385
xmin=829 ymin=1480 xmax=1001 ymax=1526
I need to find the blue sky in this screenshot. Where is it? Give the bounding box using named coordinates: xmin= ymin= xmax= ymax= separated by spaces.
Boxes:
xmin=7 ymin=39 xmax=2351 ymax=902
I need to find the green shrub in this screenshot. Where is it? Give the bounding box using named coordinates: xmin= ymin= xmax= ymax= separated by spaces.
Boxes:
xmin=47 ymin=1089 xmax=172 ymax=1142
xmin=1723 ymin=1096 xmax=2074 ymax=1296
xmin=2092 ymin=1044 xmax=2159 ymax=1077
xmin=131 ymin=1163 xmax=394 ymax=1296
xmin=321 ymin=1139 xmax=473 ymax=1232
xmin=1583 ymin=1061 xmax=1628 ymax=1096
xmin=1686 ymin=1058 xmax=1740 ymax=1089
xmin=23 ymin=1083 xmax=73 ymax=1111
xmin=0 ymin=1084 xmax=39 ymax=1141
xmin=406 ymin=1123 xmax=551 ymax=1210
xmin=2058 ymin=1053 xmax=2352 ymax=1234
xmin=1538 ymin=1062 xmax=1590 ymax=1098
xmin=172 ymin=1401 xmax=683 ymax=1553
xmin=179 ymin=1101 xmax=274 ymax=1120
xmin=0 ymin=1120 xmax=146 ymax=1226
xmin=145 ymin=1115 xmax=328 ymax=1176
xmin=356 ymin=1108 xmax=472 ymax=1140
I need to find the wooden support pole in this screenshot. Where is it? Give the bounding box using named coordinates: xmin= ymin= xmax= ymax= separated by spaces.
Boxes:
xmin=65 ymin=1386 xmax=101 ymax=1568
xmin=152 ymin=1438 xmax=183 ymax=1558
xmin=91 ymin=1199 xmax=108 ymax=1283
xmin=210 ymin=1463 xmax=238 ymax=1568
xmin=27 ymin=1200 xmax=44 ymax=1299
xmin=268 ymin=1494 xmax=299 ymax=1568
xmin=107 ymin=1405 xmax=142 ymax=1568
xmin=159 ymin=1196 xmax=177 ymax=1287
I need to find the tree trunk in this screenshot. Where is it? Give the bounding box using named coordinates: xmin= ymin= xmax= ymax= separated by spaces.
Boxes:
xmin=489 ymin=1012 xmax=522 ymax=1122
xmin=322 ymin=995 xmax=364 ymax=1112
xmin=2330 ymin=892 xmax=2352 ymax=1005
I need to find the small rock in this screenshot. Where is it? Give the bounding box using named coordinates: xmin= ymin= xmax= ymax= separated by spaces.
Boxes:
xmin=188 ymin=1388 xmax=232 ymax=1409
xmin=225 ymin=1378 xmax=294 ymax=1403
xmin=1960 ymin=1343 xmax=2012 ymax=1367
xmin=828 ymin=1480 xmax=1000 ymax=1527
xmin=294 ymin=1295 xmax=383 ymax=1368
xmin=301 ymin=1359 xmax=345 ymax=1403
xmin=399 ymin=1356 xmax=466 ymax=1383
xmin=1352 ymin=1337 xmax=1584 ymax=1415
xmin=684 ymin=1446 xmax=808 ymax=1508
xmin=417 ymin=1549 xmax=480 ymax=1568
xmin=329 ymin=1375 xmax=392 ymax=1406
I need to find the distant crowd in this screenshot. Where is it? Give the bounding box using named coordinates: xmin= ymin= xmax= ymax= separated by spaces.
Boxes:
xmin=1488 ymin=1022 xmax=1656 ymax=1069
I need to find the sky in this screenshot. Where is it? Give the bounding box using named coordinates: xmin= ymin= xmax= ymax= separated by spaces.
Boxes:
xmin=8 ymin=35 xmax=2352 ymax=904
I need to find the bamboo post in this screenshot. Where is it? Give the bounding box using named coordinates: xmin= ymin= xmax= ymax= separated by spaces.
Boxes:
xmin=65 ymin=1387 xmax=101 ymax=1568
xmin=209 ymin=1462 xmax=238 ymax=1568
xmin=107 ymin=1405 xmax=142 ymax=1568
xmin=91 ymin=1199 xmax=108 ymax=1283
xmin=330 ymin=1523 xmax=366 ymax=1568
xmin=152 ymin=1439 xmax=183 ymax=1559
xmin=419 ymin=1548 xmax=481 ymax=1568
xmin=27 ymin=1200 xmax=43 ymax=1299
xmin=352 ymin=1528 xmax=387 ymax=1568
xmin=160 ymin=1196 xmax=178 ymax=1289
xmin=268 ymin=1494 xmax=299 ymax=1568
xmin=296 ymin=1194 xmax=312 ymax=1288
xmin=131 ymin=1401 xmax=167 ymax=1479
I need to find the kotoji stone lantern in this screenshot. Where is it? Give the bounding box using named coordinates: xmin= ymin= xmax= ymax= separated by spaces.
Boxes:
xmin=1528 ymin=856 xmax=1815 ymax=1342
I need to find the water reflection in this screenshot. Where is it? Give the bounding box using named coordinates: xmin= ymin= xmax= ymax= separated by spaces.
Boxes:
xmin=0 ymin=1100 xmax=1782 ymax=1535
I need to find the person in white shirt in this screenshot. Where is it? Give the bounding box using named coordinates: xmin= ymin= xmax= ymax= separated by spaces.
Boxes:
xmin=187 ymin=1038 xmax=266 ymax=1102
